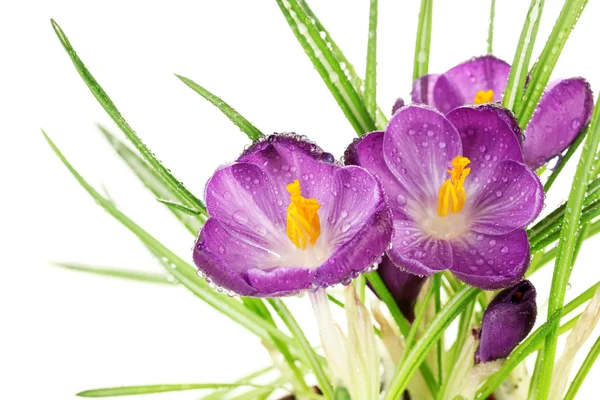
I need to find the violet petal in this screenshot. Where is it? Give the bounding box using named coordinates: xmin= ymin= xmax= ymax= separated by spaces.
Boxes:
xmin=523 ymin=78 xmax=594 ymax=169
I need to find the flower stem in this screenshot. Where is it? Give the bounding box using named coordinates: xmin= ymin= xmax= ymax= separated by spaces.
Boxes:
xmin=412 ymin=0 xmax=433 ymax=81
xmin=487 ymin=0 xmax=496 ymax=54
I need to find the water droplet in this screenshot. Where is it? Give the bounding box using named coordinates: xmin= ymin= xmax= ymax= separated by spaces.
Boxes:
xmin=396 ymin=194 xmax=407 ymax=206
xmin=488 ymin=239 xmax=497 ymax=247
xmin=438 ymin=142 xmax=446 ymax=149
xmin=233 ymin=210 xmax=249 ymax=224
xmin=341 ymin=209 xmax=349 ymax=218
xmin=500 ymin=246 xmax=509 ymax=254
xmin=479 ymin=145 xmax=487 ymax=153
xmin=496 ymin=190 xmax=503 ymax=198
xmin=341 ymin=222 xmax=351 ymax=233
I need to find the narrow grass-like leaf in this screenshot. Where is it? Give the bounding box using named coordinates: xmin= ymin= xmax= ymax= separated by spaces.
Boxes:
xmin=563 ymin=335 xmax=600 ymax=400
xmin=200 ymin=366 xmax=275 ymax=400
xmin=364 ymin=0 xmax=379 ymax=120
xmin=487 ymin=0 xmax=496 ymax=54
xmin=43 ymin=131 xmax=295 ymax=347
xmin=77 ymin=383 xmax=278 ymax=397
xmin=516 ymin=0 xmax=589 ymax=128
xmin=475 ymin=311 xmax=562 ymax=399
xmin=404 ymin=279 xmax=435 ymax=352
xmin=175 ymin=75 xmax=264 ymax=141
xmin=384 ymin=286 xmax=479 ymax=400
xmin=275 ymin=0 xmax=376 ymax=136
xmin=156 ymin=198 xmax=203 ymax=216
xmin=98 ymin=126 xmax=205 ymax=235
xmin=536 ymin=93 xmax=600 ymax=400
xmin=296 ymin=0 xmax=388 ymax=129
xmin=52 ymin=262 xmax=175 ymax=285
xmin=51 ymin=20 xmax=206 ymax=215
xmin=502 ymin=0 xmax=544 ymax=111
xmin=543 ymin=125 xmax=588 ymax=192
xmin=268 ymin=298 xmax=334 ymax=400
xmin=412 ymin=0 xmax=433 ymax=81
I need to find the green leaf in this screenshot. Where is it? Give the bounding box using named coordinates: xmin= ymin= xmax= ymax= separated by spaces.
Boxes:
xmin=51 ymin=20 xmax=206 ymax=216
xmin=199 ymin=366 xmax=275 ymax=400
xmin=268 ymin=298 xmax=334 ymax=400
xmin=516 ymin=0 xmax=589 ymax=128
xmin=364 ymin=0 xmax=379 ymax=120
xmin=77 ymin=383 xmax=278 ymax=397
xmin=502 ymin=0 xmax=545 ymax=111
xmin=412 ymin=0 xmax=433 ymax=81
xmin=536 ymin=92 xmax=600 ymax=400
xmin=384 ymin=286 xmax=479 ymax=400
xmin=487 ymin=0 xmax=496 ymax=54
xmin=563 ymin=335 xmax=600 ymax=400
xmin=51 ymin=262 xmax=175 ymax=285
xmin=156 ymin=198 xmax=203 ymax=216
xmin=274 ymin=0 xmax=377 ymax=136
xmin=175 ymin=74 xmax=264 ymax=141
xmin=296 ymin=0 xmax=388 ymax=129
xmin=475 ymin=311 xmax=562 ymax=399
xmin=43 ymin=131 xmax=295 ymax=348
xmin=98 ymin=126 xmax=204 ymax=235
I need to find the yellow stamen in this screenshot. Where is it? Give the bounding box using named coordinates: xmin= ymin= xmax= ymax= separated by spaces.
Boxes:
xmin=473 ymin=89 xmax=495 ymax=105
xmin=437 ymin=156 xmax=471 ymax=217
xmin=286 ymin=180 xmax=321 ymax=250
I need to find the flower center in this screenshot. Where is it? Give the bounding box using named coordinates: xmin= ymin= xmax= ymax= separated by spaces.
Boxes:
xmin=437 ymin=156 xmax=471 ymax=217
xmin=473 ymin=89 xmax=494 ymax=104
xmin=286 ymin=180 xmax=321 ymax=250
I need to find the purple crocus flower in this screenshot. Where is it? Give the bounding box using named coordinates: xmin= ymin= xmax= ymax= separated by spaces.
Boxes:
xmin=475 ymin=280 xmax=537 ymax=363
xmin=345 ymin=104 xmax=544 ymax=290
xmin=193 ymin=134 xmax=393 ymax=297
xmin=412 ymin=55 xmax=594 ymax=169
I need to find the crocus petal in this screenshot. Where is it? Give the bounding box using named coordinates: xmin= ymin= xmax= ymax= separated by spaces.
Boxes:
xmin=411 ymin=74 xmax=440 ymax=105
xmin=387 ymin=213 xmax=453 ymax=276
xmin=433 ymin=56 xmax=510 ymax=114
xmin=383 ymin=105 xmax=462 ymax=204
xmin=450 ymin=229 xmax=530 ymax=290
xmin=446 ymin=104 xmax=524 ymax=191
xmin=523 ymin=78 xmax=594 ymax=169
xmin=476 ymin=280 xmax=537 ymax=363
xmin=245 ymin=267 xmax=316 ymax=297
xmin=205 ymin=162 xmax=289 ymax=250
xmin=471 ymin=160 xmax=544 ymax=235
xmin=194 ymin=218 xmax=269 ymax=296
xmin=370 ymin=255 xmax=427 ymax=322
xmin=238 ymin=133 xmax=337 ymax=202
xmin=344 ymin=131 xmax=412 ymax=214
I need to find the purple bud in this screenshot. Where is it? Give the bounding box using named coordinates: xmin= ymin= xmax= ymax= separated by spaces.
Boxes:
xmin=368 ymin=255 xmax=426 ymax=322
xmin=475 ymin=280 xmax=537 ymax=364
xmin=391 ymin=97 xmax=405 ymax=115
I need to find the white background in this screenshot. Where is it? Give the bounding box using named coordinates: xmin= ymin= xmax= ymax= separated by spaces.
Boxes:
xmin=2 ymin=0 xmax=600 ymax=398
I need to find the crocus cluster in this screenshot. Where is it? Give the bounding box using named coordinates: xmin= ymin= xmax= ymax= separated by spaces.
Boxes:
xmin=193 ymin=55 xmax=591 ymax=300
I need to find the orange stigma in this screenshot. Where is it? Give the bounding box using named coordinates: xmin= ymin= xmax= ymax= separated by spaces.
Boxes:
xmin=437 ymin=156 xmax=471 ymax=217
xmin=473 ymin=89 xmax=494 ymax=104
xmin=286 ymin=180 xmax=321 ymax=250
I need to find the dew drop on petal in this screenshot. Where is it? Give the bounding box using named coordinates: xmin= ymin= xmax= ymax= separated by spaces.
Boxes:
xmin=500 ymin=246 xmax=509 ymax=254
xmin=233 ymin=210 xmax=249 ymax=224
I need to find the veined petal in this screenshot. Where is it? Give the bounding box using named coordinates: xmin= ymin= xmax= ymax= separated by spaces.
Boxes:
xmin=450 ymin=229 xmax=530 ymax=290
xmin=523 ymin=78 xmax=594 ymax=169
xmin=238 ymin=133 xmax=337 ymax=204
xmin=446 ymin=104 xmax=524 ymax=193
xmin=344 ymin=131 xmax=413 ymax=215
xmin=471 ymin=160 xmax=544 ymax=235
xmin=411 ymin=74 xmax=440 ymax=105
xmin=194 ymin=218 xmax=271 ymax=296
xmin=476 ymin=280 xmax=537 ymax=363
xmin=387 ymin=213 xmax=453 ymax=276
xmin=205 ymin=162 xmax=288 ymax=250
xmin=433 ymin=56 xmax=510 ymax=114
xmin=383 ymin=105 xmax=462 ymax=204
